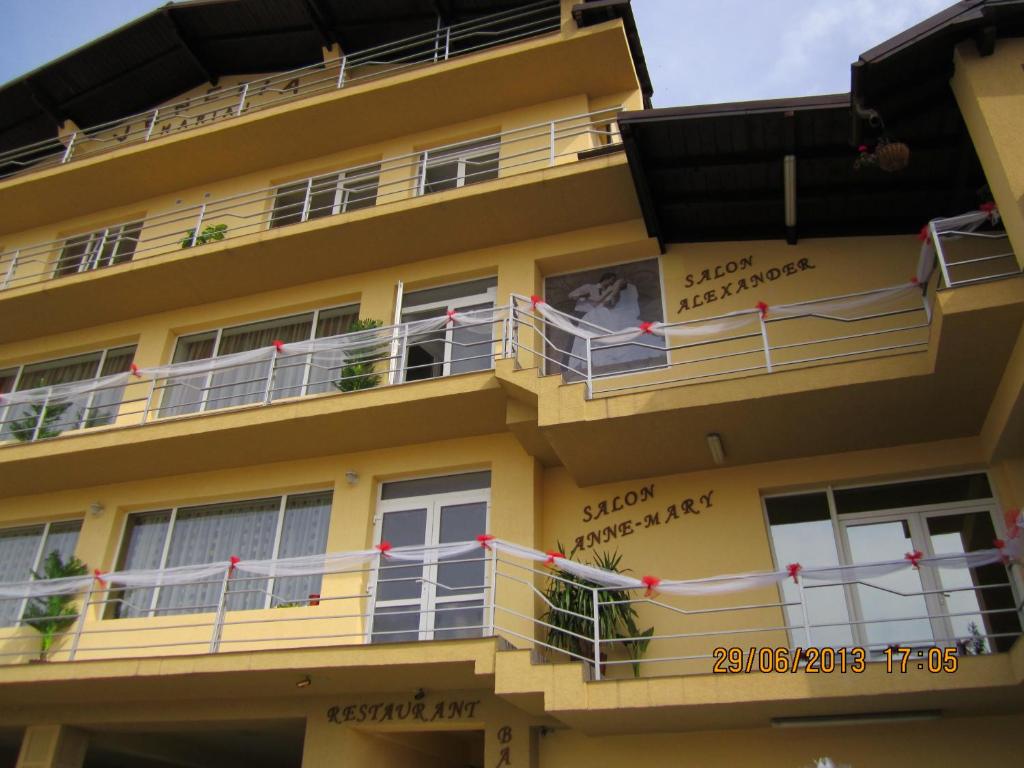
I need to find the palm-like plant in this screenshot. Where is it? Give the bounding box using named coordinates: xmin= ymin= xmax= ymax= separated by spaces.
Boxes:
xmin=21 ymin=551 xmax=89 ymax=660
xmin=541 ymin=546 xmax=654 ymax=677
xmin=333 ymin=318 xmax=384 ymax=392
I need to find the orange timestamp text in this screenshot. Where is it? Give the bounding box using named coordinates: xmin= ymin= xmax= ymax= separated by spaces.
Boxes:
xmin=712 ymin=646 xmax=962 ymax=674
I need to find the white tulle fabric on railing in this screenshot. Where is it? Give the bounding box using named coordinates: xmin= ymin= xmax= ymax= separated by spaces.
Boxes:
xmin=2 ymin=528 xmax=1020 ymax=603
xmin=0 ymin=372 xmax=133 ymax=408
xmin=768 ymin=283 xmax=923 ymax=321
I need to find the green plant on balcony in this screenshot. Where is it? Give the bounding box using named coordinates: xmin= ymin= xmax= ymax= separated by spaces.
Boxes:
xmin=21 ymin=550 xmax=89 ymax=661
xmin=9 ymin=401 xmax=72 ymax=442
xmin=180 ymin=223 xmax=228 ymax=248
xmin=334 ymin=319 xmax=384 ymax=392
xmin=541 ymin=546 xmax=654 ymax=677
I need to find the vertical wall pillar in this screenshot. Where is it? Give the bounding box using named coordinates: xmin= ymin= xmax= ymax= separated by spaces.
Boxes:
xmin=951 ymin=39 xmax=1024 ymax=269
xmin=16 ymin=725 xmax=88 ymax=768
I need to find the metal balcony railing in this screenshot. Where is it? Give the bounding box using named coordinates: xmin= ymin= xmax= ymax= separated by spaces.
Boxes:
xmin=0 ymin=107 xmax=622 ymax=292
xmin=0 ymin=0 xmax=562 ymax=180
xmin=1 ymin=539 xmax=1020 ymax=679
xmin=929 ymin=212 xmax=1020 ymax=288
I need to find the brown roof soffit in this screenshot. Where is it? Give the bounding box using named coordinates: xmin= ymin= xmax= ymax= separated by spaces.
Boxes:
xmin=617 ymin=93 xmax=850 ymax=126
xmin=572 ymin=0 xmax=654 ymax=108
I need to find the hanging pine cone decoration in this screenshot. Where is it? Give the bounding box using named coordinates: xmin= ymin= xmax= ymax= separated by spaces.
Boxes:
xmin=875 ymin=139 xmax=910 ymax=172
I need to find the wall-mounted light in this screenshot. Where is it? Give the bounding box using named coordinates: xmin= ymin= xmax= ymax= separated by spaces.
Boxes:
xmin=345 ymin=471 xmax=359 ymax=486
xmin=296 ymin=675 xmax=312 ymax=689
xmin=706 ymin=433 xmax=726 ymax=466
xmin=783 ymin=154 xmax=797 ymax=228
xmin=88 ymin=502 xmax=105 ymax=517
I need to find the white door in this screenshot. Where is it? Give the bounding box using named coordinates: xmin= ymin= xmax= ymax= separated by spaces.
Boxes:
xmin=370 ymin=474 xmax=490 ymax=643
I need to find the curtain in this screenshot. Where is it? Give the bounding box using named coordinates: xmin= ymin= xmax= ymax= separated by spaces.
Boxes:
xmin=83 ymin=346 xmax=136 ymax=428
xmin=272 ymin=492 xmax=332 ymax=605
xmin=160 ymin=334 xmax=216 ymax=417
xmin=217 ymin=314 xmax=313 ymax=407
xmin=115 ymin=511 xmax=171 ymax=618
xmin=0 ymin=526 xmax=44 ymax=627
xmin=303 ymin=307 xmax=361 ymax=396
xmin=3 ymin=353 xmax=102 ymax=440
xmin=155 ymin=498 xmax=280 ymax=615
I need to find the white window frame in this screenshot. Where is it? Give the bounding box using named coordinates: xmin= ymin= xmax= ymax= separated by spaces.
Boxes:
xmin=398 ymin=279 xmax=497 ymax=382
xmin=417 ymin=139 xmax=501 ymax=196
xmin=762 ymin=472 xmax=1021 ymax=653
xmin=114 ymin=489 xmax=333 ymax=617
xmin=54 ymin=222 xmax=142 ymax=277
xmin=367 ymin=475 xmax=491 ymax=643
xmin=271 ymin=164 xmax=380 ymax=227
xmin=1 ymin=518 xmax=83 ymax=625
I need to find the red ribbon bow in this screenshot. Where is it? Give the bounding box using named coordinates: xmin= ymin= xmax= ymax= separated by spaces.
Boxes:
xmin=229 ymin=555 xmax=240 ymax=573
xmin=786 ymin=563 xmax=802 ymax=583
xmin=544 ymin=551 xmax=563 ymax=566
xmin=93 ymin=569 xmax=108 ymax=587
xmin=641 ymin=575 xmax=661 ymax=597
xmin=530 ymin=295 xmax=544 ymax=309
xmin=272 ymin=340 xmax=285 ymax=353
xmin=756 ymin=301 xmax=769 ymax=320
xmin=446 ymin=309 xmax=457 ymax=325
xmin=904 ymin=550 xmax=923 ymax=569
xmin=639 ymin=321 xmax=655 ymax=335
xmin=476 ymin=534 xmax=495 ymax=550
xmin=918 ymin=224 xmax=931 ymax=243
xmin=994 ymin=538 xmax=1011 ymax=565
xmin=910 ymin=276 xmax=920 ymax=286
xmin=979 ymin=201 xmax=997 ymax=214
xmin=130 ymin=363 xmax=142 ymax=378
xmin=376 ymin=540 xmax=393 ymax=558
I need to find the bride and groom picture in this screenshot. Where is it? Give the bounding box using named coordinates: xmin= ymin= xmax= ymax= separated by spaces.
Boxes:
xmin=543 ymin=258 xmax=667 ymax=377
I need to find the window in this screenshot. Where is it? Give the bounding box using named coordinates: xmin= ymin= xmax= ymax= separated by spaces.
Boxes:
xmin=114 ymin=491 xmax=332 ymax=618
xmin=398 ymin=277 xmax=496 ymax=382
xmin=418 ymin=138 xmax=500 ymax=195
xmin=765 ymin=473 xmax=1021 ymax=655
xmin=0 ymin=520 xmax=82 ymax=627
xmin=371 ymin=471 xmax=490 ymax=643
xmin=0 ymin=345 xmax=136 ymax=442
xmin=270 ymin=164 xmax=380 ymax=228
xmin=55 ymin=222 xmax=143 ymax=277
xmin=159 ymin=304 xmax=359 ymax=417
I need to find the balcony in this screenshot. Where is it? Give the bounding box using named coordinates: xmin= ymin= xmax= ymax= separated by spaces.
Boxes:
xmin=0 ymin=5 xmax=641 ymax=235
xmin=0 ymin=109 xmax=637 ymax=343
xmin=1 ymin=537 xmax=1021 ymax=729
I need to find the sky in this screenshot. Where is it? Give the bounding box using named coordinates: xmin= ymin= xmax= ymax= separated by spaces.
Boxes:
xmin=0 ymin=0 xmax=955 ymax=106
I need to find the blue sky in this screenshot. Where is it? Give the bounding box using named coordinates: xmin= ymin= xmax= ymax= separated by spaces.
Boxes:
xmin=0 ymin=0 xmax=954 ymax=106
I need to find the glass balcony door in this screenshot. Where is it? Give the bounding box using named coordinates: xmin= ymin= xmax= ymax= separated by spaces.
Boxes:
xmin=370 ymin=480 xmax=489 ymax=643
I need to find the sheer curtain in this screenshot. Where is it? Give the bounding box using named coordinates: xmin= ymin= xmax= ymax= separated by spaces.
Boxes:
xmin=159 ymin=334 xmax=216 ymax=417
xmin=155 ymin=498 xmax=281 ymax=615
xmin=84 ymin=346 xmax=136 ymax=428
xmin=3 ymin=353 xmax=102 ymax=440
xmin=302 ymin=307 xmax=361 ymax=396
xmin=272 ymin=492 xmax=333 ymax=605
xmin=114 ymin=511 xmax=171 ymax=618
xmin=0 ymin=521 xmax=81 ymax=627
xmin=210 ymin=315 xmax=312 ymax=409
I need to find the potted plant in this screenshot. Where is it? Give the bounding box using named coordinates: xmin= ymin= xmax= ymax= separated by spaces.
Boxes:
xmin=334 ymin=319 xmax=384 ymax=392
xmin=21 ymin=550 xmax=89 ymax=661
xmin=180 ymin=223 xmax=228 ymax=248
xmin=541 ymin=546 xmax=654 ymax=677
xmin=9 ymin=401 xmax=72 ymax=442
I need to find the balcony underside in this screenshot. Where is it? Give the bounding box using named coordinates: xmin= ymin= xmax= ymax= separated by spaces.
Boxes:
xmin=0 ymin=23 xmax=638 ymax=237
xmin=500 ymin=277 xmax=1024 ymax=486
xmin=0 ymin=372 xmax=507 ymax=498
xmin=0 ymin=154 xmax=636 ymax=345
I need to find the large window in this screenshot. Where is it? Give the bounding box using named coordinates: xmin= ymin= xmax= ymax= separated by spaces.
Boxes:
xmin=0 ymin=520 xmax=82 ymax=627
xmin=114 ymin=491 xmax=332 ymax=618
xmin=418 ymin=138 xmax=500 ymax=195
xmin=159 ymin=304 xmax=359 ymax=417
xmin=0 ymin=345 xmax=137 ymax=442
xmin=371 ymin=471 xmax=490 ymax=643
xmin=765 ymin=473 xmax=1021 ymax=655
xmin=270 ymin=164 xmax=380 ymax=228
xmin=55 ymin=222 xmax=143 ymax=277
xmin=398 ymin=277 xmax=497 ymax=382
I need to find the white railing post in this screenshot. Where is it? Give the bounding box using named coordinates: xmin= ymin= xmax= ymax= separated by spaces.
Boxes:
xmin=759 ymin=314 xmax=773 ymax=373
xmin=61 ymin=132 xmax=77 ymax=163
xmin=584 ymin=337 xmax=594 ymax=399
xmin=336 ymin=55 xmax=347 ymax=88
xmin=300 ymin=178 xmax=314 ymax=221
xmin=444 ymin=25 xmax=452 ymax=60
xmin=67 ymin=580 xmax=95 ymax=661
xmin=931 ymin=222 xmax=954 ymax=289
xmin=2 ymin=250 xmax=19 ymax=289
xmin=209 ymin=564 xmax=233 ymax=653
xmin=140 ymin=379 xmax=156 ymax=424
xmin=796 ymin=578 xmax=812 ymax=647
xmin=549 ymin=121 xmax=556 ymax=165
xmin=487 ymin=545 xmax=498 ymax=636
xmin=30 ymin=390 xmax=51 ymax=442
xmin=263 ymin=355 xmax=277 ymax=404
xmin=144 ymin=109 xmax=160 ymax=141
xmin=190 ymin=204 xmax=207 ymax=247
xmin=591 ymin=586 xmax=602 ymax=681
xmin=236 ymin=83 xmax=249 ymax=116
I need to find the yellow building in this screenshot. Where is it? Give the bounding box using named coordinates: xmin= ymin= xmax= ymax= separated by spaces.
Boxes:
xmin=0 ymin=0 xmax=1022 ymax=765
